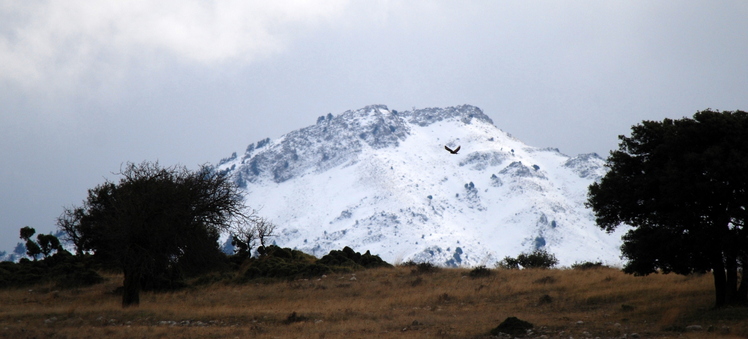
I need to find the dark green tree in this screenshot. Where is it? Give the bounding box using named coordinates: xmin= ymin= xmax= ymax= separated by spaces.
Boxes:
xmin=59 ymin=161 xmax=249 ymax=307
xmin=36 ymin=233 xmax=62 ymax=258
xmin=20 ymin=226 xmax=35 ymax=242
xmin=19 ymin=226 xmax=41 ymax=260
xmin=24 ymin=240 xmax=42 ymax=261
xmin=587 ymin=109 xmax=748 ymax=307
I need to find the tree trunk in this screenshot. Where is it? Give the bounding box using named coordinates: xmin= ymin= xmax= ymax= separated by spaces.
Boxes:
xmin=122 ymin=266 xmax=141 ymax=308
xmin=738 ymin=255 xmax=748 ymax=304
xmin=712 ymin=253 xmax=727 ymax=308
xmin=725 ymin=254 xmax=739 ymax=304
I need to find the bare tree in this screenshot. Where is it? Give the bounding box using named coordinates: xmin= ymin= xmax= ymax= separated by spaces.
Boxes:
xmin=255 ymin=217 xmax=277 ymax=250
xmin=56 ymin=206 xmax=87 ymax=256
xmin=229 ymin=210 xmax=261 ymax=258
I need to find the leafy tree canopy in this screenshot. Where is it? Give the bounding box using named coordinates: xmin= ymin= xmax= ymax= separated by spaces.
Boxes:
xmin=587 ymin=109 xmax=748 ymax=307
xmin=58 ymin=161 xmax=250 ymax=307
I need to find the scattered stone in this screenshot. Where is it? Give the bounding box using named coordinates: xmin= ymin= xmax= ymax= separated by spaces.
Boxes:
xmin=630 ymin=333 xmax=640 ymax=338
xmin=44 ymin=317 xmax=57 ymax=324
xmin=577 ymin=320 xmax=584 ymax=326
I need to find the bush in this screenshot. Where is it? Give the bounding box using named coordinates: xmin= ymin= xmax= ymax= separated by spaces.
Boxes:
xmin=0 ymin=253 xmax=103 ymax=289
xmin=497 ymin=256 xmax=521 ymax=270
xmin=191 ymin=271 xmax=234 ymax=286
xmin=240 ymin=246 xmax=389 ymax=282
xmin=284 ymin=311 xmax=308 ymax=324
xmin=497 ymin=249 xmax=558 ymax=269
xmin=55 ymin=267 xmax=105 ymax=289
xmin=410 ymin=262 xmax=439 ymax=275
xmin=468 ymin=265 xmax=492 ymax=278
xmin=242 ymin=255 xmax=320 ymax=280
xmin=318 ymin=246 xmax=392 ymax=269
xmin=571 ymin=261 xmax=605 ymax=270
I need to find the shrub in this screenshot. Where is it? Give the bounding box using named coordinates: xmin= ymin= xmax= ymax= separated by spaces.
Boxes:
xmin=55 ymin=267 xmax=105 ymax=289
xmin=284 ymin=312 xmax=308 ymax=324
xmin=497 ymin=249 xmax=558 ymax=269
xmin=538 ymin=294 xmax=553 ymax=305
xmin=240 ymin=245 xmax=323 ymax=281
xmin=0 ymin=252 xmax=104 ymax=289
xmin=468 ymin=265 xmax=492 ymax=278
xmin=496 ymin=256 xmax=521 ymax=269
xmin=318 ymin=246 xmax=392 ymax=269
xmin=191 ymin=271 xmax=234 ymax=286
xmin=411 ymin=262 xmax=439 ymax=275
xmin=518 ymin=249 xmax=558 ymax=269
xmin=240 ymin=246 xmax=389 ymax=282
xmin=571 ymin=261 xmax=605 ymax=270
xmin=399 ymin=260 xmax=418 ymax=267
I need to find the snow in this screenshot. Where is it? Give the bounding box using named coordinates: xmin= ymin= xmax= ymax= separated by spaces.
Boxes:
xmin=216 ymin=105 xmax=627 ymax=267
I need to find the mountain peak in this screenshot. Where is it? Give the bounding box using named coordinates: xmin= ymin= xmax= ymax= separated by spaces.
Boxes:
xmin=216 ymin=105 xmax=624 ymax=267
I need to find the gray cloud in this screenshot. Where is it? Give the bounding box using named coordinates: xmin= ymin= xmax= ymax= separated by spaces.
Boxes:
xmin=2 ymin=1 xmax=748 ymax=253
xmin=0 ymin=0 xmax=349 ymax=89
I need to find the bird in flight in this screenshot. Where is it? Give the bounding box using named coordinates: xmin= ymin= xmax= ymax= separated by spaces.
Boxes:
xmin=444 ymin=145 xmax=461 ymax=154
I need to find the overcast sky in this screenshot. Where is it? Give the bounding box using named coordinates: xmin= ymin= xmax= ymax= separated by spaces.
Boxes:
xmin=2 ymin=1 xmax=747 ymax=254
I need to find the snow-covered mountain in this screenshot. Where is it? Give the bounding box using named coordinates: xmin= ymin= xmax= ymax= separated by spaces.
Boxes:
xmin=215 ymin=105 xmax=627 ymax=267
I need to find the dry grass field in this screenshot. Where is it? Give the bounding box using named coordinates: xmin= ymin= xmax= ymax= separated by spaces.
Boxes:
xmin=1 ymin=266 xmax=746 ymax=338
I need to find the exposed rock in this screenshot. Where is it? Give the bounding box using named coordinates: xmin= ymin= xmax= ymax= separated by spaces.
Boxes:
xmin=490 ymin=316 xmax=533 ymax=337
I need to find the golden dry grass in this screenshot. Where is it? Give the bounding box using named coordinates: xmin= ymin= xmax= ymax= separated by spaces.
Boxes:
xmin=1 ymin=266 xmax=746 ymax=338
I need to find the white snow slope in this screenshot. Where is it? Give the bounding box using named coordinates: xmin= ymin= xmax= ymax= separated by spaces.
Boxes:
xmin=215 ymin=105 xmax=627 ymax=267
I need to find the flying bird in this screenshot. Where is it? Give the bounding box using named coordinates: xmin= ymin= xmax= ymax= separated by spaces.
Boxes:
xmin=444 ymin=145 xmax=461 ymax=154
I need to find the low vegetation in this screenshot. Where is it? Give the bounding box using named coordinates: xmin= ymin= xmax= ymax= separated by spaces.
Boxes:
xmin=1 ymin=262 xmax=746 ymax=338
xmin=497 ymin=249 xmax=559 ymax=269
